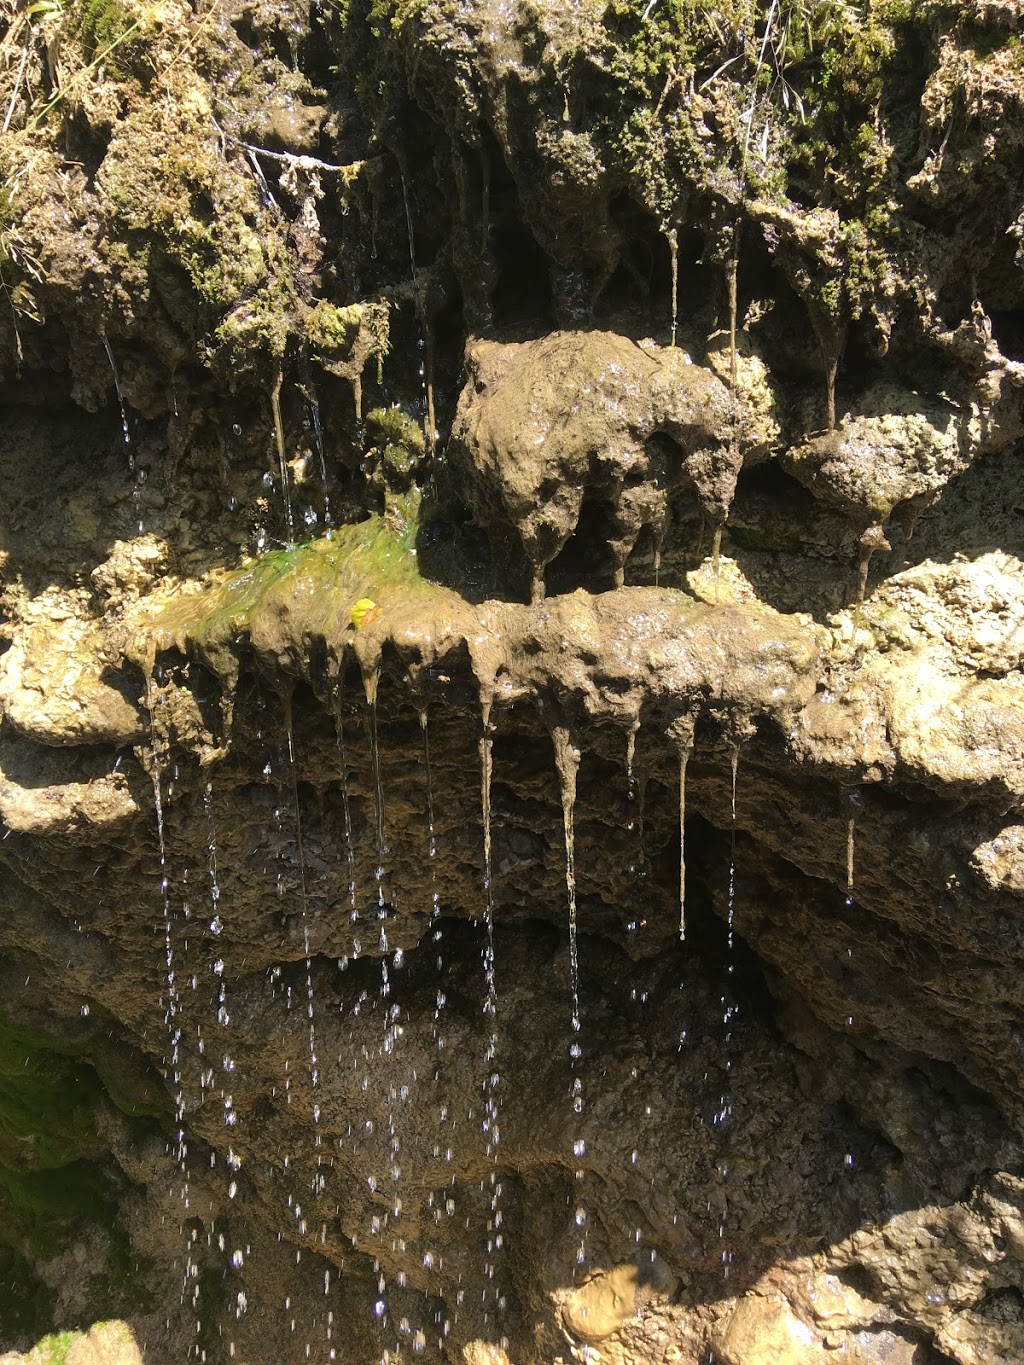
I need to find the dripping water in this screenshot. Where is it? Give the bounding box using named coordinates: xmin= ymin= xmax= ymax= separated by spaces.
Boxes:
xmin=479 ymin=699 xmax=504 ymax=1329
xmin=102 ymin=336 xmax=132 ymax=448
xmin=842 ymin=790 xmax=860 ymax=1173
xmin=625 ymin=722 xmax=650 ymax=935
xmin=332 ymin=679 xmax=360 ymax=937
xmin=103 ymin=336 xmax=144 ymax=531
xmin=671 ymin=716 xmax=696 ymax=941
xmin=271 ymin=368 xmax=295 ymax=542
xmin=362 ymin=671 xmax=407 ymax=1360
xmin=551 ymin=726 xmax=587 ymax=1272
xmin=364 ymin=673 xmax=389 ymax=953
xmin=666 ymin=226 xmax=679 ymax=348
xmin=307 ymin=388 xmax=332 ymax=528
xmin=146 ymin=673 xmax=200 ymax=1352
xmin=714 ymin=746 xmax=741 ymax=1284
xmin=282 ymin=694 xmax=321 ymax=1155
xmin=420 ymin=709 xmax=444 ymax=1050
xmin=203 ymin=780 xmax=245 ymax=1298
xmin=399 ymin=170 xmax=436 ymax=461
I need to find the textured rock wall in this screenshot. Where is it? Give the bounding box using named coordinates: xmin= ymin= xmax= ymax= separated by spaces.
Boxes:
xmin=1 ymin=2 xmax=1024 ymax=1362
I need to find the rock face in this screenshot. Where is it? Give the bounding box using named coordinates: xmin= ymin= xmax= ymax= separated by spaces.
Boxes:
xmin=2 ymin=2 xmax=1024 ymax=1364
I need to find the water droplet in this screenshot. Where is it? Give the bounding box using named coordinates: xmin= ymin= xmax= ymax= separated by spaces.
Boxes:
xmin=574 ymin=1207 xmax=586 ymax=1227
xmin=232 ymin=423 xmax=242 ymax=437
xmin=373 ymin=1300 xmax=386 ymax=1318
xmin=210 ymin=916 xmax=224 ymax=936
xmin=231 ymin=1249 xmax=244 ymax=1268
xmin=573 ymin=1139 xmax=586 ymax=1157
xmin=80 ymin=1004 xmax=90 ymax=1017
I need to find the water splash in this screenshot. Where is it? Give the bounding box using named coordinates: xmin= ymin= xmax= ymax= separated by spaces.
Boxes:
xmin=551 ymin=725 xmax=587 ymax=1272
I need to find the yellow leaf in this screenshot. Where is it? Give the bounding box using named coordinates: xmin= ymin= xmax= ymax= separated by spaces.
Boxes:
xmin=350 ymin=598 xmax=380 ymax=629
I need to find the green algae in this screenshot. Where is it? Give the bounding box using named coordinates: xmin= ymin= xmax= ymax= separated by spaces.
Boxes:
xmin=97 ymin=80 xmax=296 ymax=368
xmin=0 ymin=1012 xmax=165 ymax=1175
xmin=305 ymin=301 xmax=364 ymax=352
xmin=145 ymin=493 xmax=439 ymax=681
xmin=0 ymin=1017 xmax=107 ymax=1171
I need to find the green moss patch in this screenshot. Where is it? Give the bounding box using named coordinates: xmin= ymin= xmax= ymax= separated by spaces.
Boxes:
xmin=145 ymin=493 xmax=442 ymax=679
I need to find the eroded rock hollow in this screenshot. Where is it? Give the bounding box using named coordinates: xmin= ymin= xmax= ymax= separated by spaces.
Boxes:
xmin=2 ymin=2 xmax=1024 ymax=1362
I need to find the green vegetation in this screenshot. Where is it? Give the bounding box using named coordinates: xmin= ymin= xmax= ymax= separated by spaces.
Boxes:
xmin=306 ymin=301 xmax=365 ymax=352
xmin=97 ymin=84 xmax=295 ymax=368
xmin=0 ymin=1014 xmax=107 ymax=1171
xmin=78 ymin=0 xmax=141 ymax=77
xmin=146 ymin=493 xmax=436 ymax=679
xmin=0 ymin=1241 xmax=56 ymax=1342
xmin=365 ymin=405 xmax=426 ymax=487
xmin=30 ymin=1330 xmax=75 ymax=1364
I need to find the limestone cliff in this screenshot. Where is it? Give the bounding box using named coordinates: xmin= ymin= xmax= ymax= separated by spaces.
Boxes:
xmin=1 ymin=2 xmax=1024 ymax=1363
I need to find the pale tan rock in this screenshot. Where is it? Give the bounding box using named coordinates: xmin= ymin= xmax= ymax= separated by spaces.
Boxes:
xmin=3 ymin=1323 xmax=143 ymax=1365
xmin=0 ymin=604 xmax=144 ymax=748
xmin=713 ymin=1294 xmax=827 ymax=1365
xmin=971 ymin=826 xmax=1024 ymax=893
xmin=461 ymin=1342 xmax=513 ymax=1365
xmin=0 ymin=734 xmax=139 ymax=834
xmin=560 ymin=1253 xmax=676 ymax=1343
xmin=65 ymin=1322 xmax=144 ymax=1365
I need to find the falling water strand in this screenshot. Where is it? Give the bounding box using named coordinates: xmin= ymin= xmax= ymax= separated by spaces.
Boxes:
xmin=666 ymin=226 xmax=679 ymax=348
xmin=551 ymin=726 xmax=587 ymax=1272
xmin=624 ymin=721 xmax=649 ymax=940
xmin=271 ymin=367 xmax=295 ymax=542
xmin=399 ymin=170 xmax=436 ymax=459
xmin=479 ymin=700 xmax=505 ymax=1328
xmin=102 ymin=336 xmax=132 ymax=448
xmin=715 ymin=747 xmax=741 ymax=1285
xmin=364 ymin=670 xmax=403 ymax=1359
xmin=146 ymin=675 xmax=199 ymax=1352
xmin=203 ymin=780 xmax=244 ymax=1283
xmin=365 ymin=673 xmax=389 ymax=953
xmin=103 ymin=335 xmax=145 ymax=532
xmin=307 ymin=388 xmax=332 ymax=527
xmin=670 ymin=715 xmax=696 ymax=941
xmin=282 ymin=696 xmax=321 ymax=1139
xmin=480 ymin=148 xmax=491 ymax=255
xmin=332 ymin=682 xmax=360 ymax=936
xmin=842 ymin=791 xmax=859 ymax=1174
xmin=420 ymin=709 xmax=446 ymax=1059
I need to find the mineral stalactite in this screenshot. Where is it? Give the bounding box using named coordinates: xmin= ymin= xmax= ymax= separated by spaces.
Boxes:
xmin=2 ymin=2 xmax=1024 ymax=1363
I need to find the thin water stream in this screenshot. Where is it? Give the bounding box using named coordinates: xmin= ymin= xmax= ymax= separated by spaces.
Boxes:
xmin=146 ymin=676 xmax=203 ymax=1355
xmin=550 ymin=725 xmax=588 ymax=1272
xmin=714 ymin=746 xmax=741 ymax=1286
xmin=478 ymin=700 xmax=503 ymax=1331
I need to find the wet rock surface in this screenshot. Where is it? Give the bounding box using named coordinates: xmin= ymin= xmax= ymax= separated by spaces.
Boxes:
xmin=2 ymin=1 xmax=1024 ymax=1362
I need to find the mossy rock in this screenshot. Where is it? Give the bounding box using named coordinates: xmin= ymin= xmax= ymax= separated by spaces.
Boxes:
xmin=305 ymin=301 xmax=365 ymax=354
